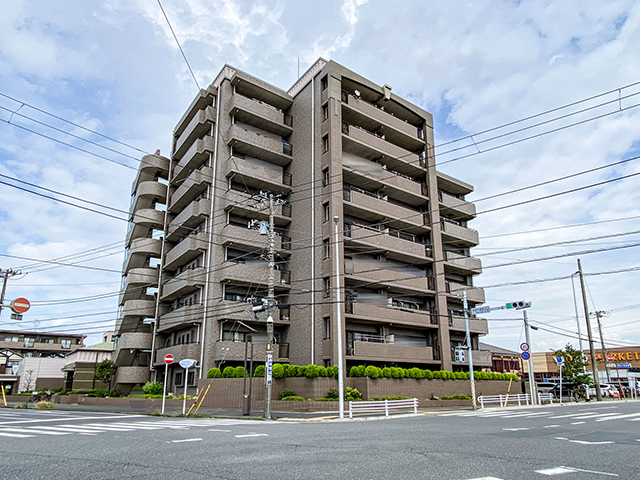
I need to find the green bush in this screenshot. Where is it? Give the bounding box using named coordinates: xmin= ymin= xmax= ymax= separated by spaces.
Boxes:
xmin=142 ymin=382 xmax=163 ymax=396
xmin=222 ymin=366 xmax=235 ymax=378
xmin=317 ymin=366 xmax=328 ymax=377
xmin=272 ymin=363 xmax=285 ymax=379
xmin=281 ymin=396 xmax=307 ymax=401
xmin=206 ymin=368 xmax=222 ymax=378
xmin=349 ymin=365 xmax=363 ymax=377
xmin=382 ymin=367 xmax=391 ymax=378
xmin=234 ymin=366 xmax=245 ymax=378
xmin=305 ymin=364 xmax=319 ymax=379
xmin=35 ymin=401 xmax=55 ymax=409
xmin=442 ymin=394 xmax=472 ymax=400
xmin=364 ymin=365 xmax=379 ymax=379
xmin=284 ymin=364 xmax=297 ymax=377
xmin=279 ymin=388 xmax=296 ymax=400
xmin=399 ymin=368 xmax=406 ymax=379
xmin=390 ymin=367 xmax=400 ymax=378
xmin=325 ymin=388 xmax=339 ymax=400
xmin=345 ymin=386 xmax=362 ymax=401
xmin=106 ymin=389 xmax=118 ymax=398
xmin=370 ymin=396 xmax=412 ymax=401
xmin=424 ymin=369 xmax=433 ymax=379
xmin=253 ymin=365 xmax=265 ymax=377
xmin=327 ymin=365 xmax=339 ymax=378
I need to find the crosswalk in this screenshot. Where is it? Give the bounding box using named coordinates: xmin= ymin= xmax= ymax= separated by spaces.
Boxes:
xmin=464 ymin=464 xmax=620 ymax=478
xmin=0 ymin=418 xmax=257 ymax=439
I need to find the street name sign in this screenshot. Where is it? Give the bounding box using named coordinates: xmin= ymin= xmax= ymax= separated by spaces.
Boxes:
xmin=179 ymin=358 xmax=197 ymax=369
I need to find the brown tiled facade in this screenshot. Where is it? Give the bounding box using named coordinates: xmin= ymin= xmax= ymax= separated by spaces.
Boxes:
xmin=115 ymin=59 xmax=487 ymax=393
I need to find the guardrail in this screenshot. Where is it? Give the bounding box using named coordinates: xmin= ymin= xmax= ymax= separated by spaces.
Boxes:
xmin=538 ymin=392 xmax=554 ymax=404
xmin=348 ymin=398 xmax=418 ymax=418
xmin=478 ymin=393 xmax=531 ymax=408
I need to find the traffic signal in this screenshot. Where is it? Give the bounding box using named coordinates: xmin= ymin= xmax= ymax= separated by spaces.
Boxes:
xmin=506 ymin=301 xmax=532 ymax=310
xmin=455 ymin=348 xmax=466 ymax=363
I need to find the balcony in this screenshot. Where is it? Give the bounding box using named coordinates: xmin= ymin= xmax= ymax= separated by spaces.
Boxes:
xmin=452 ymin=349 xmax=492 ymax=367
xmin=161 ymin=266 xmax=206 ymax=301
xmin=344 ymin=224 xmax=430 ymax=263
xmin=219 ymin=223 xmax=290 ymax=254
xmin=223 ymin=189 xmax=291 ymax=226
xmin=436 ymin=171 xmax=473 ymax=196
xmin=348 ymin=340 xmax=433 ymax=363
xmin=114 ymin=332 xmax=153 ymax=363
xmin=213 ymin=341 xmax=289 ymax=362
xmin=345 ymin=302 xmax=438 ymax=329
xmin=225 ymin=157 xmax=291 ymax=194
xmin=227 ymin=124 xmax=292 ymax=167
xmin=122 ymin=237 xmax=162 ymax=272
xmin=444 ymin=251 xmax=482 ymax=274
xmin=158 ymin=304 xmax=204 ymax=333
xmin=342 ymin=123 xmax=426 ymax=177
xmin=114 ymin=366 xmax=150 ymax=385
xmin=215 ymin=300 xmax=290 ymax=325
xmin=167 ymin=198 xmax=211 ymax=242
xmin=119 ymin=267 xmax=158 ymax=305
xmin=342 ymin=164 xmax=425 ymax=206
xmin=439 ymin=190 xmax=475 ymax=219
xmin=139 ymin=153 xmax=170 ymax=178
xmin=342 ymin=92 xmax=424 ymax=151
xmin=343 ymin=188 xmax=428 ymax=231
xmin=154 ymin=343 xmax=201 ymax=366
xmin=448 ymin=315 xmax=489 ymax=335
xmin=174 ymin=106 xmax=215 ymax=160
xmin=132 ymin=208 xmax=164 ymax=229
xmin=169 ymin=166 xmax=212 ymax=213
xmin=121 ymin=298 xmax=156 ymax=319
xmin=164 ymin=232 xmax=208 ymax=271
xmin=174 ymin=88 xmax=216 ymax=138
xmin=219 ymin=262 xmax=290 ymax=287
xmin=441 ymin=219 xmax=479 ymax=246
xmin=345 ymin=262 xmax=434 ymax=293
xmin=230 ymin=94 xmax=293 ymax=137
xmin=131 ymin=181 xmax=167 ymax=212
xmin=446 ymin=282 xmax=486 ymax=304
xmin=173 ymin=136 xmax=215 ymax=182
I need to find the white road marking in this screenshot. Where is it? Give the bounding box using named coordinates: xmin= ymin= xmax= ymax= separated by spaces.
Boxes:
xmin=543 ymin=425 xmax=560 ymax=428
xmin=502 ymin=427 xmax=529 ymax=431
xmin=466 ymin=477 xmax=504 ymax=480
xmin=500 ymin=412 xmax=552 ymax=419
xmin=568 ymin=440 xmax=614 ymax=445
xmin=571 ymin=413 xmax=620 ymax=420
xmin=0 ymin=428 xmax=69 ymax=436
xmin=35 ymin=426 xmax=105 ymax=434
xmin=549 ymin=412 xmax=597 ymax=419
xmin=570 ymin=421 xmax=586 ymax=425
xmin=554 ymin=437 xmax=569 ymax=440
xmin=235 ymin=433 xmax=269 ymax=438
xmin=209 ymin=429 xmax=232 ymax=432
xmin=595 ymin=412 xmax=640 ymax=422
xmin=0 ymin=414 xmax=143 ymax=426
xmin=170 ymin=438 xmax=202 ymax=443
xmin=79 ymin=433 xmax=98 ymax=436
xmin=536 ymin=467 xmax=577 ymax=476
xmin=0 ymin=432 xmax=34 ymax=438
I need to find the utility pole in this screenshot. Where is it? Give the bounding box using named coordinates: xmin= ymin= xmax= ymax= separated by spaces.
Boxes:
xmin=0 ymin=269 xmax=21 ymax=319
xmin=462 ymin=291 xmax=477 ymax=409
xmin=577 ymin=259 xmax=602 ymax=401
xmin=523 ymin=310 xmax=537 ymax=405
xmin=591 ymin=310 xmax=611 ymax=383
xmin=333 ymin=216 xmax=345 ymax=419
xmin=570 ymin=273 xmax=586 ymax=372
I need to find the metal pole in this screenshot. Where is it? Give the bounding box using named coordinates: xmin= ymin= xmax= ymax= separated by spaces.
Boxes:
xmin=242 ymin=335 xmax=250 ymax=416
xmin=523 ymin=310 xmax=537 ymax=405
xmin=264 ymin=195 xmax=276 ymax=420
xmin=578 ymin=259 xmax=602 ymax=401
xmin=0 ymin=272 xmax=8 ymax=319
xmin=334 ymin=216 xmax=345 ymax=419
xmin=161 ymin=365 xmax=168 ymax=415
xmin=593 ymin=311 xmax=611 ymax=383
xmin=570 ymin=273 xmax=585 ymax=371
xmin=559 ymin=363 xmax=563 ymax=406
xmin=182 ymin=367 xmax=188 ymax=414
xmin=462 ymin=291 xmax=476 ymax=409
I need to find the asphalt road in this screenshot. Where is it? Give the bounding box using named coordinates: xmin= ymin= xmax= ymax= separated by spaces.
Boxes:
xmin=0 ymin=400 xmax=638 ymax=479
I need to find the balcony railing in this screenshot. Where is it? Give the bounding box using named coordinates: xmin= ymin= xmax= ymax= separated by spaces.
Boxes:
xmin=283 ymin=141 xmax=292 ymax=156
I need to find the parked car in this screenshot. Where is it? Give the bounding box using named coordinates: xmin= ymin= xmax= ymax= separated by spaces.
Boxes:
xmin=549 ymin=383 xmax=577 ymax=400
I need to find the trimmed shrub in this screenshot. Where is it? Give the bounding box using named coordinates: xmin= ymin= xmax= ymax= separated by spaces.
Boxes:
xmin=272 ymin=363 xmax=285 ymax=379
xmin=432 ymin=370 xmax=441 ymax=379
xmin=222 ymin=366 xmax=235 ymax=378
xmin=424 ymin=369 xmax=433 ymax=379
xmin=364 ymin=365 xmax=380 ymax=379
xmin=142 ymin=382 xmax=163 ymax=396
xmin=284 ymin=364 xmax=297 ymax=377
xmin=234 ymin=366 xmax=245 ymax=378
xmin=398 ymin=369 xmax=406 ymax=379
xmin=325 ymin=388 xmax=339 ymax=400
xmin=207 ymin=368 xmax=222 ymax=378
xmin=328 ymin=366 xmax=339 ymax=378
xmin=442 ymin=394 xmax=471 ymax=400
xmin=382 ymin=367 xmax=391 ymax=378
xmin=349 ymin=365 xmax=362 ymax=377
xmin=298 ymin=365 xmax=307 ymax=377
xmin=281 ymin=396 xmax=307 ymax=401
xmin=279 ymin=388 xmax=296 ymax=400
xmin=409 ymin=367 xmax=422 ymax=379
xmin=317 ymin=366 xmax=328 ymax=377
xmin=253 ymin=365 xmax=265 ymax=377
xmin=304 ymin=364 xmax=319 ymax=379
xmin=370 ymin=396 xmax=412 ymax=401
xmin=390 ymin=367 xmax=400 ymax=378
xmin=345 ymin=386 xmax=363 ymax=401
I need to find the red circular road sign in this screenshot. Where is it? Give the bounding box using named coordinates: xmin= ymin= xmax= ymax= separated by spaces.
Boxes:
xmin=10 ymin=297 xmax=30 ymax=314
xmin=606 ymin=354 xmax=616 ymax=362
xmin=520 ymin=342 xmax=530 ymax=351
xmin=164 ymin=354 xmax=174 ymax=365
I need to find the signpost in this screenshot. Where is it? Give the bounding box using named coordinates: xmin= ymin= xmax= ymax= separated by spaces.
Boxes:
xmin=161 ymin=354 xmax=174 ymax=415
xmin=179 ymin=358 xmax=197 ymax=414
xmin=556 ymin=356 xmax=565 ymax=405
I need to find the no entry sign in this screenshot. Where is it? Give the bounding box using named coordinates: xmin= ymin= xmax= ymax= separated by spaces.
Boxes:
xmin=10 ymin=298 xmax=30 ymax=314
xmin=164 ymin=354 xmax=174 ymax=365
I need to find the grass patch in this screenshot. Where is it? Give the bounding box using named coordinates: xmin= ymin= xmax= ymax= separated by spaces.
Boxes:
xmin=35 ymin=401 xmax=55 ymax=409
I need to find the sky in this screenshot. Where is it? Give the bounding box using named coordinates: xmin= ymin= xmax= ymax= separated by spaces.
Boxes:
xmin=1 ymin=0 xmax=640 ymax=357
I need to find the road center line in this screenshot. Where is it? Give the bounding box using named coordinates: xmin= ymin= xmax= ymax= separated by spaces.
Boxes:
xmin=502 ymin=427 xmax=529 ymax=431
xmin=570 ymin=421 xmax=586 ymax=425
xmin=568 ymin=440 xmax=614 ymax=445
xmin=235 ymin=433 xmax=269 ymax=438
xmin=170 ymin=438 xmax=203 ymax=443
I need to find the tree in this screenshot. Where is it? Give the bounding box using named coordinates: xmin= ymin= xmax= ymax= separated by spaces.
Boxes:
xmin=94 ymin=360 xmax=118 ymax=388
xmin=553 ymin=344 xmax=592 ymax=395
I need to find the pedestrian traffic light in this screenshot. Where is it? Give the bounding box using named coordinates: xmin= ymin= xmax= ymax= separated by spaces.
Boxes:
xmin=455 ymin=348 xmax=466 ymax=363
xmin=505 ymin=301 xmax=531 ymax=310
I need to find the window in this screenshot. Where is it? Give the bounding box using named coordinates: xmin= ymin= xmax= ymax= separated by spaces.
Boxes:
xmin=175 ymin=371 xmax=183 ymax=387
xmin=4 ymin=336 xmax=18 ymax=342
xmin=321 ymin=75 xmax=328 ymax=91
xmin=322 ymin=104 xmax=328 ymax=121
xmin=322 ymin=135 xmax=329 ymax=153
xmin=41 ymin=338 xmax=55 ymax=344
xmin=23 ymin=337 xmax=35 ymax=348
xmin=188 ymin=371 xmax=195 ymax=386
xmin=324 ymin=317 xmax=331 ymax=339
xmin=323 ymin=278 xmax=331 ymax=298
xmin=61 ymin=339 xmax=71 ymax=349
xmin=323 ymin=239 xmax=330 ymax=259
xmin=322 ymin=168 xmax=329 ymax=187
xmin=323 ymin=203 xmax=330 ymax=223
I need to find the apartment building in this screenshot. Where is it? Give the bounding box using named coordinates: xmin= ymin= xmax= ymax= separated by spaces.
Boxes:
xmin=0 ymin=329 xmax=85 ymax=357
xmin=115 ymin=59 xmax=488 ymax=393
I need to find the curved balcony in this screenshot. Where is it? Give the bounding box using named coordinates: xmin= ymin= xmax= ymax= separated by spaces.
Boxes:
xmin=121 ymin=298 xmax=156 ymax=319
xmin=164 ymin=232 xmax=208 ymax=271
xmin=154 ymin=343 xmax=201 ymax=367
xmin=230 ymin=94 xmax=292 ymax=137
xmin=173 ymin=137 xmax=215 ymax=183
xmin=227 ymin=124 xmax=292 ymax=167
xmin=174 ymin=106 xmax=215 ymax=160
xmin=158 ymin=304 xmax=204 ymax=333
xmin=223 ymin=190 xmax=291 ymax=226
xmin=131 ymin=181 xmax=167 ymax=212
xmin=132 ymin=208 xmax=165 ymax=229
xmin=161 ymin=266 xmax=206 ymax=301
xmin=119 ymin=267 xmax=158 ymax=304
xmin=114 ymin=366 xmax=150 ymax=386
xmin=139 ymin=154 xmax=170 ymax=177
xmin=122 ymin=237 xmax=162 ymax=273
xmin=116 ymin=332 xmax=153 ymax=351
xmin=225 ymin=157 xmax=291 ymax=194
xmin=166 ymin=198 xmax=210 ymax=242
xmin=169 ymin=166 xmax=212 ymax=213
